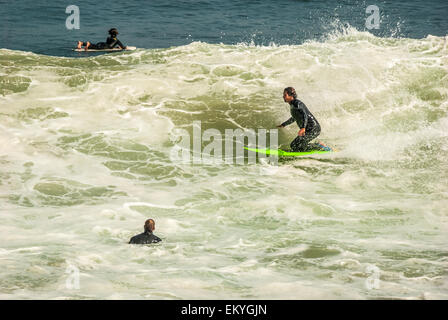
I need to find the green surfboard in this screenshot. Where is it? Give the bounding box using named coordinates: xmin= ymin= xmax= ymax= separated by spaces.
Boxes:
xmin=244 ymin=146 xmax=332 ymax=157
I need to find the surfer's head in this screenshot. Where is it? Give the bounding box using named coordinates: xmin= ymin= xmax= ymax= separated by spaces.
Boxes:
xmin=283 ymin=87 xmax=296 ymax=103
xmin=144 ymin=219 xmax=156 ymax=233
xmin=108 ymin=28 xmax=119 ymax=37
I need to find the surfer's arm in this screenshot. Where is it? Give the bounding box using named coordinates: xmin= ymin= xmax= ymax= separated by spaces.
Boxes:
xmin=108 ymin=38 xmax=126 ymax=49
xmin=115 ymin=39 xmax=126 ymax=49
xmin=280 ymin=117 xmax=295 ymax=127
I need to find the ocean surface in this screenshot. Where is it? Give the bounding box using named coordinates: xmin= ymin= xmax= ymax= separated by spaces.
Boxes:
xmin=0 ymin=0 xmax=447 ymax=299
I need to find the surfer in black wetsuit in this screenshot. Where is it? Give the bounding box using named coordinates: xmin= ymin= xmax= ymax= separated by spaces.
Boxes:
xmin=277 ymin=87 xmax=328 ymax=152
xmin=77 ymin=28 xmax=127 ymax=51
xmin=129 ymin=219 xmax=162 ymax=244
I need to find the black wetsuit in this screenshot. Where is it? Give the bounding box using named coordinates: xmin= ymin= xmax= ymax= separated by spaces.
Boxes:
xmin=129 ymin=230 xmax=162 ymax=244
xmin=83 ymin=36 xmax=125 ymax=50
xmin=281 ymin=98 xmax=321 ymax=152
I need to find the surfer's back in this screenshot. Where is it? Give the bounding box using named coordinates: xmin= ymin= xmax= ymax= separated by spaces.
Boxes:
xmin=129 ymin=231 xmax=161 ymax=244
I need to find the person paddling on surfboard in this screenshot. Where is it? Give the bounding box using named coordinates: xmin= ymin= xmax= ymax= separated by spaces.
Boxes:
xmin=277 ymin=87 xmax=329 ymax=152
xmin=77 ymin=28 xmax=127 ymax=51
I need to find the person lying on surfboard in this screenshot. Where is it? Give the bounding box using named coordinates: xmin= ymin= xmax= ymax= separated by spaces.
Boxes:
xmin=277 ymin=87 xmax=330 ymax=152
xmin=76 ymin=28 xmax=127 ymax=51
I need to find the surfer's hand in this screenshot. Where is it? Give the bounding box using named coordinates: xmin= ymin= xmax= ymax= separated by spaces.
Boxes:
xmin=298 ymin=128 xmax=305 ymax=136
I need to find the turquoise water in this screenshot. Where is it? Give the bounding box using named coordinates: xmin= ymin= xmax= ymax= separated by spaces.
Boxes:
xmin=0 ymin=1 xmax=447 ymax=300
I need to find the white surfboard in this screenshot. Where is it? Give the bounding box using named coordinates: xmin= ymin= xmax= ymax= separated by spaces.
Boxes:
xmin=73 ymin=46 xmax=137 ymax=52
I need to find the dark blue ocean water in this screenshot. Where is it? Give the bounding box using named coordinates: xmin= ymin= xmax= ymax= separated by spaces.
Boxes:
xmin=1 ymin=0 xmax=447 ymax=56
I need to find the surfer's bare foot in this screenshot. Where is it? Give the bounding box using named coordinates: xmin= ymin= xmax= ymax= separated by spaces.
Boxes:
xmin=318 ymin=141 xmax=327 ymax=147
xmin=77 ymin=41 xmax=82 ymax=49
xmin=317 ymin=141 xmax=332 ymax=151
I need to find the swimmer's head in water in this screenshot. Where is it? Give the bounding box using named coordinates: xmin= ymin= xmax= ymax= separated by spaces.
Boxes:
xmin=283 ymin=87 xmax=296 ymax=102
xmin=108 ymin=28 xmax=119 ymax=37
xmin=144 ymin=219 xmax=155 ymax=232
